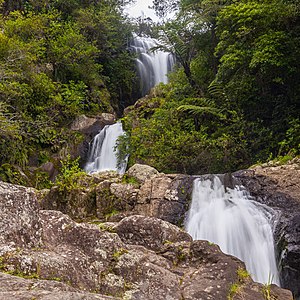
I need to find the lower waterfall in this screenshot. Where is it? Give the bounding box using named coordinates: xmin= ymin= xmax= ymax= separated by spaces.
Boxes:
xmin=84 ymin=122 xmax=127 ymax=174
xmin=185 ymin=176 xmax=280 ymax=285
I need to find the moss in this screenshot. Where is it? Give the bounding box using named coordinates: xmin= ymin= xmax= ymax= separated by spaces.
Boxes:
xmin=121 ymin=174 xmax=140 ymax=187
xmin=97 ymin=187 xmax=124 ymax=220
xmin=228 ymin=283 xmax=240 ymax=300
xmin=112 ymin=248 xmax=128 ymax=261
xmin=227 ymin=267 xmax=250 ymax=299
xmin=237 ymin=267 xmax=250 ymax=282
xmin=97 ymin=223 xmax=116 ymax=233
xmin=163 ymin=240 xmax=174 ymax=246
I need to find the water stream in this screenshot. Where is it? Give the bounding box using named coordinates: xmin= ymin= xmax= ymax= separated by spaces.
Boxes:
xmin=130 ymin=36 xmax=175 ymax=96
xmin=84 ymin=122 xmax=127 ymax=174
xmin=185 ymin=176 xmax=280 ymax=285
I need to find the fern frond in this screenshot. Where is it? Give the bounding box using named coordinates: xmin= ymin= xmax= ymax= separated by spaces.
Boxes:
xmin=177 ymin=104 xmax=224 ymax=119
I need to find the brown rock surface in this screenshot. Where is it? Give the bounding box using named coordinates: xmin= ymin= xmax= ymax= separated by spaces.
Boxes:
xmin=39 ymin=164 xmax=193 ymax=225
xmin=0 ymin=180 xmax=293 ymax=300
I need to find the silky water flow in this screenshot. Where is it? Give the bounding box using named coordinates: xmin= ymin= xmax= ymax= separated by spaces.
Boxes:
xmin=185 ymin=176 xmax=280 ymax=285
xmin=84 ymin=122 xmax=127 ymax=174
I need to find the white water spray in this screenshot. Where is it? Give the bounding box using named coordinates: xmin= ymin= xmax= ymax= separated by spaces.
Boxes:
xmin=131 ymin=36 xmax=175 ymax=96
xmin=84 ymin=122 xmax=127 ymax=174
xmin=185 ymin=176 xmax=280 ymax=285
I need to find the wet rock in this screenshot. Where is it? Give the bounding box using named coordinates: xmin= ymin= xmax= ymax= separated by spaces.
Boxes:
xmin=70 ymin=114 xmax=116 ymax=166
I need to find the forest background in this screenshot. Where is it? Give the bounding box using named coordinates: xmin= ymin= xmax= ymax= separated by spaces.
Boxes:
xmin=0 ymin=0 xmax=299 ymax=186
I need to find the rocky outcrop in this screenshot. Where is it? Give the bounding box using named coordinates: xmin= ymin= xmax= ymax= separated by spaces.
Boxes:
xmin=40 ymin=164 xmax=193 ymax=226
xmin=134 ymin=173 xmax=194 ymax=225
xmin=234 ymin=160 xmax=300 ymax=299
xmin=70 ymin=114 xmax=116 ymax=137
xmin=0 ymin=181 xmax=293 ymax=300
xmin=70 ymin=114 xmax=116 ymax=166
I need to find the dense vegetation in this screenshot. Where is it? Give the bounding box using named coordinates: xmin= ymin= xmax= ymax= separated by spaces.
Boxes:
xmin=0 ymin=0 xmax=299 ymax=184
xmin=0 ymin=0 xmax=137 ymax=184
xmin=121 ymin=0 xmax=300 ymax=174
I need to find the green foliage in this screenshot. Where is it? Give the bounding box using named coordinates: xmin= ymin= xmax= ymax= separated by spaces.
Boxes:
xmin=0 ymin=0 xmax=136 ymax=183
xmin=121 ymin=84 xmax=251 ymax=174
xmin=123 ymin=0 xmax=300 ymax=174
xmin=55 ymin=155 xmax=87 ymax=192
xmin=237 ymin=267 xmax=250 ymax=282
xmin=121 ymin=174 xmax=140 ymax=186
xmin=278 ymin=118 xmax=300 ymax=156
xmin=0 ymin=163 xmax=28 ymax=185
xmin=228 ymin=283 xmax=239 ymax=300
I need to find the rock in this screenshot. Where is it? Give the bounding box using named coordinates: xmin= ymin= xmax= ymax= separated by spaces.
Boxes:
xmin=115 ymin=215 xmax=192 ymax=252
xmin=234 ymin=162 xmax=300 ymax=299
xmin=40 ymin=186 xmax=97 ymax=220
xmin=135 ymin=173 xmax=194 ymax=225
xmin=39 ymin=169 xmax=193 ymax=226
xmin=126 ymin=163 xmax=159 ymax=183
xmin=69 ymin=114 xmax=116 ymax=165
xmin=0 ymin=182 xmax=42 ymax=250
xmin=0 ymin=272 xmax=117 ymax=300
xmin=39 ymin=161 xmax=58 ymax=181
xmin=0 ymin=182 xmax=293 ymax=300
xmin=70 ymin=114 xmax=115 ymax=136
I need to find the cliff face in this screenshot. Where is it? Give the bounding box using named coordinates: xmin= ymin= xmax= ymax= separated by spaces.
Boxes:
xmin=0 ymin=171 xmax=294 ymax=299
xmin=234 ymin=159 xmax=300 ymax=299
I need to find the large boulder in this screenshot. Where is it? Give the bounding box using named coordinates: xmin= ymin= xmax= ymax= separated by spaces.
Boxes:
xmin=115 ymin=215 xmax=192 ymax=252
xmin=134 ymin=173 xmax=194 ymax=225
xmin=0 ymin=182 xmax=42 ymax=251
xmin=126 ymin=163 xmax=159 ymax=183
xmin=234 ymin=160 xmax=300 ymax=299
xmin=0 ymin=181 xmax=293 ymax=300
xmin=70 ymin=114 xmax=115 ymax=137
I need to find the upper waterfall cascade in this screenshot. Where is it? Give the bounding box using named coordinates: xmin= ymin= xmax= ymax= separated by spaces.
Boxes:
xmin=185 ymin=176 xmax=280 ymax=285
xmin=84 ymin=122 xmax=127 ymax=174
xmin=131 ymin=36 xmax=175 ymax=96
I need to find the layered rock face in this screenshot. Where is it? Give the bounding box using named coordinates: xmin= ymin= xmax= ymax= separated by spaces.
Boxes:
xmin=0 ymin=180 xmax=293 ymax=300
xmin=41 ymin=164 xmax=194 ymax=225
xmin=234 ymin=160 xmax=300 ymax=299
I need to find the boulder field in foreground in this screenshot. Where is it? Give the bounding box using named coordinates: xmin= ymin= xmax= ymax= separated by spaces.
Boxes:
xmin=0 ymin=181 xmax=293 ymax=300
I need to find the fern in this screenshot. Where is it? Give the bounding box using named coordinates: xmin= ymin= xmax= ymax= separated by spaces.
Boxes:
xmin=177 ymin=104 xmax=225 ymax=119
xmin=208 ymin=81 xmax=229 ymax=102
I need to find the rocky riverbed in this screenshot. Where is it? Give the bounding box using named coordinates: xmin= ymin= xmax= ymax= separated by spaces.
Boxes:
xmin=0 ymin=162 xmax=299 ymax=299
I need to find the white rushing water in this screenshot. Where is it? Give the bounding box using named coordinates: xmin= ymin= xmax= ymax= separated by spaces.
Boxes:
xmin=185 ymin=176 xmax=280 ymax=285
xmin=84 ymin=122 xmax=127 ymax=174
xmin=131 ymin=36 xmax=175 ymax=96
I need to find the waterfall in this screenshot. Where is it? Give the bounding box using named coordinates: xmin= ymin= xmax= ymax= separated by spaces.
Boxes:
xmin=84 ymin=122 xmax=127 ymax=174
xmin=130 ymin=36 xmax=175 ymax=96
xmin=185 ymin=176 xmax=280 ymax=285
